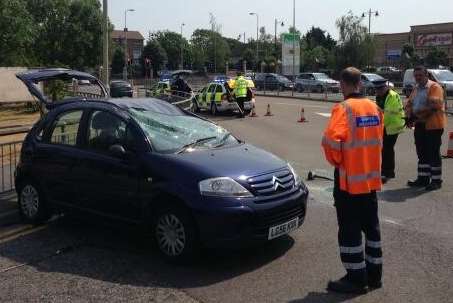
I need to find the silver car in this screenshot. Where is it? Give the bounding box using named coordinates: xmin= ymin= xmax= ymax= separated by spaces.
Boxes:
xmin=295 ymin=73 xmax=340 ymax=93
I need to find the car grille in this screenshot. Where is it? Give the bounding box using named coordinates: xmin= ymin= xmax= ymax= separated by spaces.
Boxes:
xmin=247 ymin=169 xmax=295 ymax=197
xmin=252 ymin=201 xmax=306 ymax=236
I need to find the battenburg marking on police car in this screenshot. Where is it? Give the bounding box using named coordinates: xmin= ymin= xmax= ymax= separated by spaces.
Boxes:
xmin=356 ymin=116 xmax=380 ymax=127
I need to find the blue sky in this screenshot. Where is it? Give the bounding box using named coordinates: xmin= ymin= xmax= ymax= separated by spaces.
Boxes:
xmin=106 ymin=0 xmax=453 ymax=40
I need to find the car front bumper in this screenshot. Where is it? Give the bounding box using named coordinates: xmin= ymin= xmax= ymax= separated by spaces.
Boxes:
xmin=192 ymin=187 xmax=308 ymax=248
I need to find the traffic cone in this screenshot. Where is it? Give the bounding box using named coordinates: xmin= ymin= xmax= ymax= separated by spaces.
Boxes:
xmin=298 ymin=107 xmax=308 ymax=123
xmin=443 ymin=132 xmax=453 ymax=158
xmin=249 ymin=103 xmax=258 ymax=117
xmin=264 ymin=104 xmax=273 ymax=116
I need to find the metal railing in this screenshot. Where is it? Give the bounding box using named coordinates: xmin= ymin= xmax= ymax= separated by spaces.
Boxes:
xmin=0 ymin=140 xmax=22 ymax=193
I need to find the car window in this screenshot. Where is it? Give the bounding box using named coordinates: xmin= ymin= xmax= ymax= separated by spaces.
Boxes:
xmin=215 ymin=85 xmax=223 ymax=93
xmin=208 ymin=85 xmax=216 ymax=94
xmin=49 ymin=110 xmax=83 ymax=146
xmin=87 ymin=111 xmax=137 ymax=153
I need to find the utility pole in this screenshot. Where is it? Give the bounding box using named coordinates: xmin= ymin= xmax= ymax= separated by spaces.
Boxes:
xmin=362 ymin=9 xmax=379 ymax=69
xmin=123 ymin=8 xmax=135 ymax=80
xmin=292 ymin=0 xmax=296 ymax=81
xmin=249 ymin=12 xmax=259 ymax=71
xmin=180 ymin=23 xmax=185 ymax=70
xmin=274 ymin=19 xmax=284 ymax=58
xmin=102 ymin=0 xmax=109 ymax=86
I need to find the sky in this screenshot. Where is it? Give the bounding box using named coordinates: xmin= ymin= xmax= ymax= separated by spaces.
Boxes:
xmin=106 ymin=0 xmax=453 ymax=41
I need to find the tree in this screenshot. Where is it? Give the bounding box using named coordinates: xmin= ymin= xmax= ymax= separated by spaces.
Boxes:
xmin=424 ymin=48 xmax=449 ymax=68
xmin=303 ymin=26 xmax=336 ymax=50
xmin=142 ymin=40 xmax=167 ymax=75
xmin=302 ymin=46 xmax=330 ymax=71
xmin=191 ymin=29 xmax=231 ymax=72
xmin=111 ymin=47 xmax=125 ymax=74
xmin=26 ymin=0 xmax=104 ymax=69
xmin=150 ymin=31 xmax=189 ymax=70
xmin=0 ymin=0 xmax=35 ymax=66
xmin=288 ymin=26 xmax=301 ymax=36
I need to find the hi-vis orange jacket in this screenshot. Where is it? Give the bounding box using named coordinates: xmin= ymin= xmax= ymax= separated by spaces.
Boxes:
xmin=322 ymin=97 xmax=384 ymax=195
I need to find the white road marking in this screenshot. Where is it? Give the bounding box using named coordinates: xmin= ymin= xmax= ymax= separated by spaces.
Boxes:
xmin=316 ymin=112 xmax=331 ymax=118
xmin=273 ymin=102 xmax=330 ymax=109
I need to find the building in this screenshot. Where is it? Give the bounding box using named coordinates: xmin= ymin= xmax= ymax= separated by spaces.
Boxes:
xmin=111 ymin=30 xmax=145 ymax=66
xmin=374 ymin=22 xmax=453 ymax=67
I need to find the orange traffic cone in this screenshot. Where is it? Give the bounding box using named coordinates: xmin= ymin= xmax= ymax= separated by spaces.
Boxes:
xmin=443 ymin=132 xmax=453 ymax=158
xmin=298 ymin=107 xmax=308 ymax=123
xmin=264 ymin=104 xmax=273 ymax=116
xmin=249 ymin=103 xmax=258 ymax=117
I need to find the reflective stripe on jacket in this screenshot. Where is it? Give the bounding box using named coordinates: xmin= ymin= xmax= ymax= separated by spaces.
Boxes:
xmin=405 ymin=80 xmax=446 ymax=130
xmin=234 ymin=76 xmax=248 ymax=98
xmin=322 ymin=98 xmax=384 ymax=194
xmin=383 ymin=89 xmax=405 ymax=135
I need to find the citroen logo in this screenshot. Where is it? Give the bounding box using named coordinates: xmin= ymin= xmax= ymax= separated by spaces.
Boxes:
xmin=272 ymin=176 xmax=286 ymax=191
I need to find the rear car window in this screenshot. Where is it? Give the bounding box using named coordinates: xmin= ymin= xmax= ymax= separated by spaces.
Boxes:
xmin=49 ymin=110 xmax=83 ymax=146
xmin=215 ymin=85 xmax=223 ymax=93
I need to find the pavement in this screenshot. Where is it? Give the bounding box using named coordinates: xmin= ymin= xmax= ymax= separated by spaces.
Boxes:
xmin=0 ymin=95 xmax=452 ymax=302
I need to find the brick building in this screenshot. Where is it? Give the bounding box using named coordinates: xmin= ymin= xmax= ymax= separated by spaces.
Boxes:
xmin=374 ymin=22 xmax=453 ymax=67
xmin=111 ymin=30 xmax=145 ymax=66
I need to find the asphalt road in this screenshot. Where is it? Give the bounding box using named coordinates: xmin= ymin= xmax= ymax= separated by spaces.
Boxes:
xmin=1 ymin=95 xmax=452 ymax=303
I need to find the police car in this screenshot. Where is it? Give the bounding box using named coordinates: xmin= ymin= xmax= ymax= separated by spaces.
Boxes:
xmin=192 ymin=82 xmax=254 ymax=115
xmin=147 ymin=81 xmax=171 ymax=97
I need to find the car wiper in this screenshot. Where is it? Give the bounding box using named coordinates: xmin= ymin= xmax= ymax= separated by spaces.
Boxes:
xmin=177 ymin=136 xmax=218 ymax=154
xmin=213 ymin=133 xmax=232 ymax=148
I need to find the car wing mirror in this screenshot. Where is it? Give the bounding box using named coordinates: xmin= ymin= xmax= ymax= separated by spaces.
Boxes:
xmin=109 ymin=144 xmax=127 ymax=158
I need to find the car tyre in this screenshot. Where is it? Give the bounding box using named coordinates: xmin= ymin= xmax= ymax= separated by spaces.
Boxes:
xmin=18 ymin=182 xmax=51 ymax=225
xmin=192 ymin=99 xmax=200 ymax=113
xmin=153 ymin=205 xmax=199 ymax=263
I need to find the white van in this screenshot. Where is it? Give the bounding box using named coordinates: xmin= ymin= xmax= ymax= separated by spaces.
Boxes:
xmin=403 ymin=68 xmax=453 ymax=97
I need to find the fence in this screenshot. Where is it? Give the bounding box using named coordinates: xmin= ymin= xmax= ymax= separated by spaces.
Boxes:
xmin=0 ymin=140 xmax=23 ymax=193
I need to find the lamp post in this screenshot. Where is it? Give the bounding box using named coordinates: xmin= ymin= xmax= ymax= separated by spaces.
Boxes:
xmin=292 ymin=0 xmax=296 ymax=81
xmin=123 ymin=8 xmax=135 ymax=80
xmin=274 ymin=19 xmax=284 ymax=58
xmin=102 ymin=0 xmax=109 ymax=86
xmin=180 ymin=23 xmax=185 ymax=70
xmin=362 ymin=9 xmax=379 ymax=69
xmin=249 ymin=12 xmax=259 ymax=71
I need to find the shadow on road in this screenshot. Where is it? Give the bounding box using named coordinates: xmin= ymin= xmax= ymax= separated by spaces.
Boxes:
xmin=379 ymin=187 xmax=427 ymax=203
xmin=288 ymin=291 xmax=365 ymax=303
xmin=0 ymin=216 xmax=294 ymax=290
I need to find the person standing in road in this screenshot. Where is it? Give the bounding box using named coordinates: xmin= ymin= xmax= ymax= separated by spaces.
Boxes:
xmin=373 ymin=79 xmax=405 ymax=184
xmin=406 ymin=66 xmax=446 ymax=191
xmin=322 ymin=67 xmax=384 ymax=294
xmin=233 ymin=72 xmax=248 ymax=117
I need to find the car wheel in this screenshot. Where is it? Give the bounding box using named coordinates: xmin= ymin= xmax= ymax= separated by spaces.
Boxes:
xmin=210 ymin=102 xmax=218 ymax=116
xmin=18 ymin=182 xmax=51 ymax=224
xmin=192 ymin=99 xmax=200 ymax=113
xmin=154 ymin=205 xmax=199 ymax=262
xmin=297 ymin=85 xmax=304 ymax=93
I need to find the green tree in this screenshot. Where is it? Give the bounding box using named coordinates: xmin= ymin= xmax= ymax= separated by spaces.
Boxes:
xmin=303 ymin=26 xmax=336 ymax=50
xmin=0 ymin=0 xmax=35 ymax=66
xmin=111 ymin=47 xmax=125 ymax=74
xmin=302 ymin=46 xmax=331 ymax=71
xmin=191 ymin=29 xmax=231 ymax=72
xmin=142 ymin=40 xmax=167 ymax=75
xmin=424 ymin=48 xmax=449 ymax=68
xmin=149 ymin=31 xmax=189 ymax=70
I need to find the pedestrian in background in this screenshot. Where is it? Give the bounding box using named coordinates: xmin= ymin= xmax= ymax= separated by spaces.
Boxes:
xmin=406 ymin=66 xmax=446 ymax=191
xmin=322 ymin=67 xmax=384 ymax=294
xmin=373 ymin=79 xmax=405 ymax=184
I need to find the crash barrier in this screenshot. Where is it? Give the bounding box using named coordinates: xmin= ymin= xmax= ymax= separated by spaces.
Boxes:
xmin=0 ymin=140 xmax=23 ymax=193
xmin=150 ymin=90 xmax=193 ymax=111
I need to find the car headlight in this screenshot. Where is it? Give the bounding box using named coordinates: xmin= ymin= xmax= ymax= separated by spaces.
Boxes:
xmin=288 ymin=163 xmax=302 ymax=186
xmin=199 ymin=177 xmax=253 ymax=198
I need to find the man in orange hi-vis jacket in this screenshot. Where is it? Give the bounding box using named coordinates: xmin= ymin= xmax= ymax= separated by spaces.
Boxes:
xmin=322 ymin=67 xmax=384 ymax=294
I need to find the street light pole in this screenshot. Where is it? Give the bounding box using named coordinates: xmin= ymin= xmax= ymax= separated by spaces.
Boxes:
xmin=362 ymin=9 xmax=379 ymax=69
xmin=180 ymin=23 xmax=185 ymax=70
xmin=123 ymin=8 xmax=135 ymax=80
xmin=249 ymin=12 xmax=259 ymax=71
xmin=102 ymin=0 xmax=109 ymax=86
xmin=274 ymin=19 xmax=284 ymax=58
xmin=292 ymin=0 xmax=296 ymax=81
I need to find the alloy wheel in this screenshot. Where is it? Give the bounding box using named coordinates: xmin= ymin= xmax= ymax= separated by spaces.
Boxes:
xmin=156 ymin=214 xmax=186 ymax=256
xmin=20 ymin=185 xmax=39 ymax=219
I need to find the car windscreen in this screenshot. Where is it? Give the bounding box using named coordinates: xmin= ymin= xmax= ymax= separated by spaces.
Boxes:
xmin=432 ymin=70 xmax=453 ymax=81
xmin=129 ymin=109 xmax=239 ymax=153
xmin=365 ymin=74 xmax=384 ymax=81
xmin=276 ymin=75 xmax=290 ymax=82
xmin=314 ymin=73 xmax=330 ymax=80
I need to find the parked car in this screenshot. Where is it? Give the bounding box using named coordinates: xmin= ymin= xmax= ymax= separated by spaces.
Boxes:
xmin=110 ymin=80 xmax=133 ymax=98
xmin=254 ymin=73 xmax=294 ymax=91
xmin=15 ymin=69 xmax=308 ymax=262
xmin=361 ymin=73 xmax=394 ymax=96
xmin=192 ymin=82 xmax=254 ymax=115
xmin=403 ymin=68 xmax=453 ymax=97
xmin=376 ymin=66 xmax=401 ymax=73
xmin=295 ymin=73 xmax=340 ymax=93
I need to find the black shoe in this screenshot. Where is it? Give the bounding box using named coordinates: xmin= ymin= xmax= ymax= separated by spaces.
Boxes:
xmin=426 ymin=182 xmax=442 ymax=191
xmin=407 ymin=178 xmax=430 ymax=187
xmin=368 ymin=280 xmax=382 ymax=290
xmin=381 ymin=176 xmax=388 ymax=184
xmin=327 ymin=276 xmax=368 ymax=294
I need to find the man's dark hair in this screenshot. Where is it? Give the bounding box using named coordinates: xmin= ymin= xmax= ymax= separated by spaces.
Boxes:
xmin=340 ymin=67 xmax=362 ymax=86
xmin=414 ymin=65 xmax=428 ymax=74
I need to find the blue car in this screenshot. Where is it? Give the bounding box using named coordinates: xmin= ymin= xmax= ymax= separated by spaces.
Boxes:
xmin=15 ymin=69 xmax=308 ymax=261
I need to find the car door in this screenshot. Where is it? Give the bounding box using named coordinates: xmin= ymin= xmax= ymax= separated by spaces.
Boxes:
xmin=74 ymin=109 xmax=142 ymax=222
xmin=206 ymin=84 xmax=216 ymax=104
xmin=34 ymin=109 xmax=84 ymax=205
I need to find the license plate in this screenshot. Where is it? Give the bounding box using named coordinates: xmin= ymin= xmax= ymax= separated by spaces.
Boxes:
xmin=268 ymin=217 xmax=299 ymax=240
